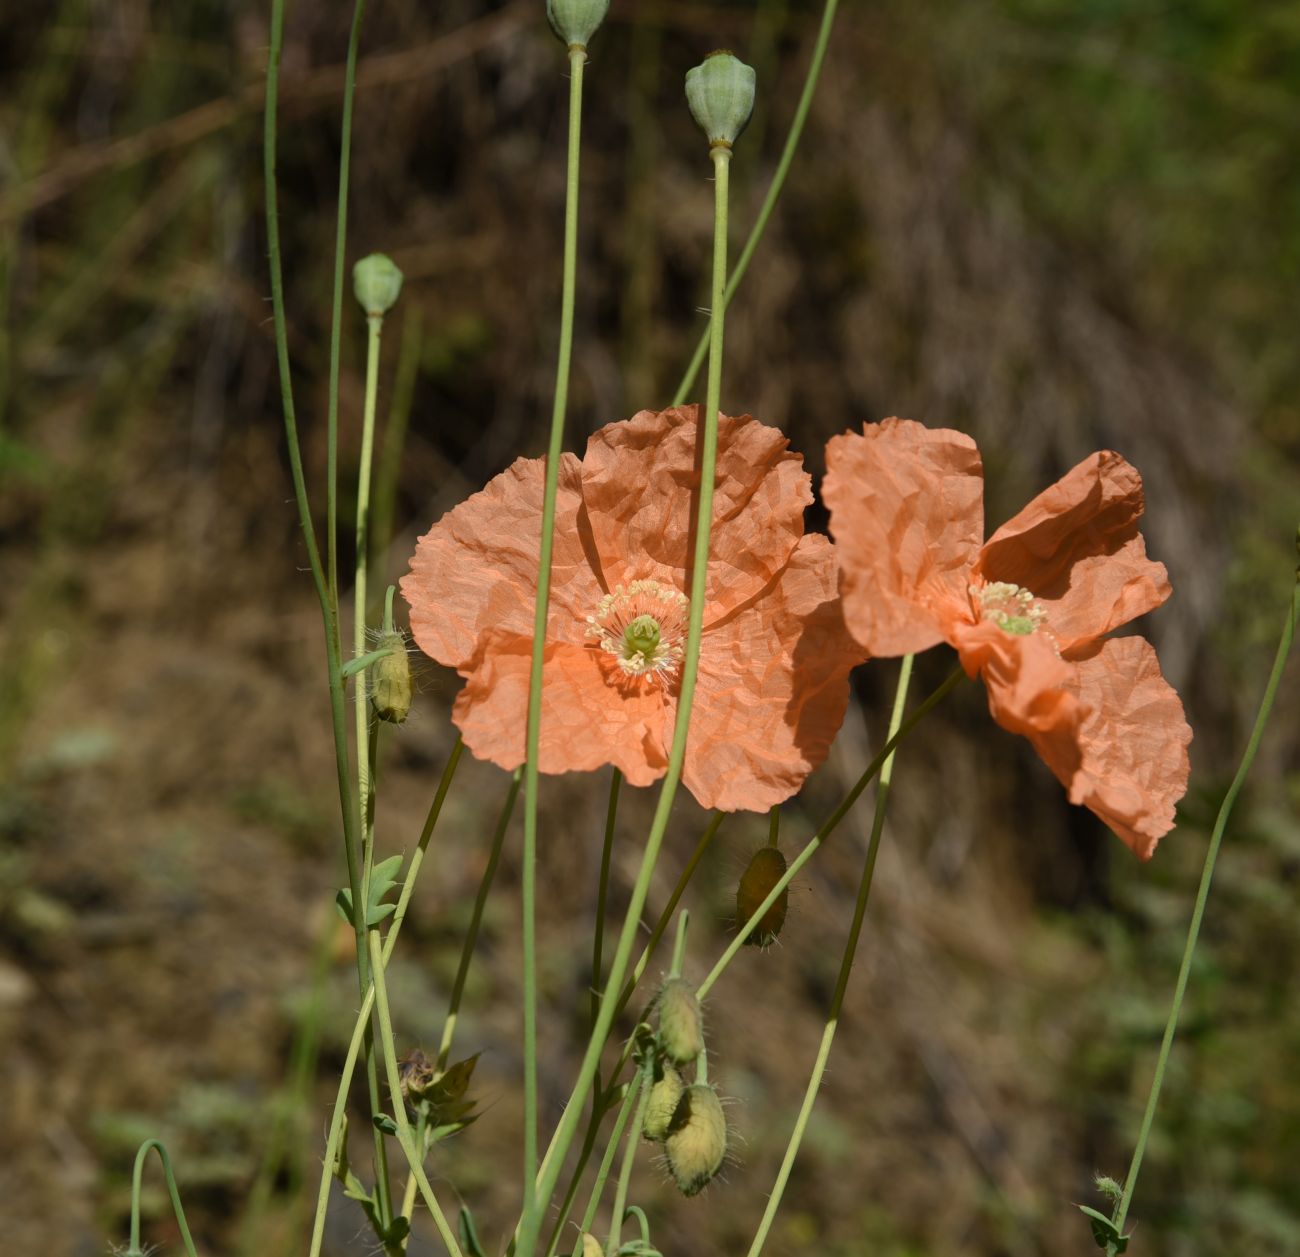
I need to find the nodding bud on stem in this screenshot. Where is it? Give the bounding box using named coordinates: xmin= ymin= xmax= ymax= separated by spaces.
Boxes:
xmin=546 ymin=0 xmax=608 ymax=50
xmin=656 ymin=976 xmax=704 ymax=1065
xmin=643 ymin=1061 xmax=685 ymax=1142
xmin=665 ymin=1083 xmax=728 ymax=1196
xmin=352 ymin=253 xmax=404 ymax=317
xmin=371 ymin=631 xmax=412 ymax=724
xmin=736 ymin=846 xmax=789 ymax=947
xmin=685 ymin=50 xmax=756 ymax=150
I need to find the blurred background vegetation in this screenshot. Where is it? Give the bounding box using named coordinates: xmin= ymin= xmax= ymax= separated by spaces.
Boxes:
xmin=1 ymin=1 xmax=1298 ymax=1254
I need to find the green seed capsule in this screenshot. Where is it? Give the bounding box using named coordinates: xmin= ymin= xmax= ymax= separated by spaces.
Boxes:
xmin=546 ymin=0 xmax=609 ymax=49
xmin=685 ymin=50 xmax=756 ymax=149
xmin=736 ymin=845 xmax=788 ymax=947
xmin=371 ymin=631 xmax=412 ymax=724
xmin=665 ymin=1083 xmax=727 ymax=1196
xmin=657 ymin=976 xmax=704 ymax=1065
xmin=352 ymin=253 xmax=404 ymax=317
xmin=643 ymin=1062 xmax=685 ymax=1142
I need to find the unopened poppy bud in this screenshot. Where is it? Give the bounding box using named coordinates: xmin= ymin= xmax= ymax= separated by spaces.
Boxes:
xmin=579 ymin=1234 xmax=603 ymax=1257
xmin=352 ymin=253 xmax=404 ymax=317
xmin=664 ymin=1083 xmax=727 ymax=1196
xmin=657 ymin=976 xmax=703 ymax=1065
xmin=643 ymin=1062 xmax=685 ymax=1142
xmin=546 ymin=0 xmax=609 ymax=49
xmin=685 ymin=51 xmax=756 ymax=150
xmin=735 ymin=846 xmax=788 ymax=947
xmin=371 ymin=631 xmax=412 ymax=723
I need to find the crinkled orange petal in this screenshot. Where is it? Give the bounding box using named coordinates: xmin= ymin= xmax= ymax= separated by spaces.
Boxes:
xmin=950 ymin=619 xmax=1082 ymax=744
xmin=1028 ymin=636 xmax=1191 ymax=860
xmin=402 ymin=453 xmax=602 ymax=670
xmin=679 ymin=535 xmax=867 ymax=812
xmin=452 ymin=631 xmax=669 ymax=787
xmin=977 ymin=451 xmax=1171 ymax=653
xmin=824 ymin=419 xmax=985 ymax=657
xmin=580 ymin=406 xmax=811 ymax=621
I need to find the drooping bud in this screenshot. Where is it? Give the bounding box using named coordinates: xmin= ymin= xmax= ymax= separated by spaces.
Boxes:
xmin=685 ymin=51 xmax=756 ymax=150
xmin=656 ymin=976 xmax=704 ymax=1065
xmin=352 ymin=253 xmax=404 ymax=317
xmin=371 ymin=631 xmax=412 ymax=724
xmin=664 ymin=1083 xmax=727 ymax=1196
xmin=735 ymin=846 xmax=789 ymax=947
xmin=546 ymin=0 xmax=609 ymax=49
xmin=642 ymin=1061 xmax=685 ymax=1142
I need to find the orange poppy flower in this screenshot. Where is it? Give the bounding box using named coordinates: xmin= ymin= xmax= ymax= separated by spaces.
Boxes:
xmin=823 ymin=419 xmax=1191 ymax=859
xmin=402 ymin=406 xmax=866 ymax=811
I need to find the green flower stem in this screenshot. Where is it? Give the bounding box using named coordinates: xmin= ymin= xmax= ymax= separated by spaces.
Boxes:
xmin=128 ymin=1139 xmax=198 ymax=1257
xmin=670 ymin=0 xmax=839 ymax=406
xmin=437 ymin=767 xmax=523 ymax=1070
xmin=562 ymin=1079 xmax=641 ymax=1257
xmin=591 ymin=769 xmax=623 ymax=1036
xmin=325 ymin=0 xmax=367 ymax=605
xmin=745 ymin=655 xmax=914 ymax=1257
xmin=669 ymin=909 xmax=690 ymax=977
xmin=699 ymin=663 xmax=964 ymax=1000
xmin=522 ymin=44 xmax=588 ymax=1212
xmin=265 ymin=0 xmax=387 ymax=1226
xmin=353 ymin=312 xmax=384 ymax=857
xmin=366 ymin=930 xmax=465 ymax=1257
xmin=1112 ymin=573 xmax=1300 ymax=1236
xmin=606 ymin=1059 xmax=654 ymax=1255
xmin=516 ymin=139 xmax=734 ymax=1257
xmin=538 ymin=813 xmax=726 ymax=1256
xmin=308 ymin=740 xmax=464 ymax=1257
xmin=342 ymin=644 xmax=398 ymax=678
xmin=398 ymin=1108 xmax=430 ymax=1228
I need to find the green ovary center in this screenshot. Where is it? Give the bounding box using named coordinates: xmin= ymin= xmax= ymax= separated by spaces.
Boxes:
xmin=586 ymin=579 xmax=689 ymax=682
xmin=973 ymin=580 xmax=1047 ymax=636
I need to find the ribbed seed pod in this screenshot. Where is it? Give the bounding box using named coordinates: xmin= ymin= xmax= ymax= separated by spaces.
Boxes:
xmin=642 ymin=1061 xmax=685 ymax=1142
xmin=664 ymin=1083 xmax=727 ymax=1196
xmin=656 ymin=976 xmax=704 ymax=1065
xmin=735 ymin=845 xmax=788 ymax=947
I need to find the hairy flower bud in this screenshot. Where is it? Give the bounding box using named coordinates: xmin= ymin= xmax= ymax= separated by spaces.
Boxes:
xmin=371 ymin=631 xmax=412 ymax=724
xmin=656 ymin=976 xmax=703 ymax=1065
xmin=735 ymin=845 xmax=788 ymax=947
xmin=352 ymin=253 xmax=404 ymax=317
xmin=642 ymin=1061 xmax=685 ymax=1142
xmin=685 ymin=51 xmax=756 ymax=149
xmin=664 ymin=1083 xmax=727 ymax=1196
xmin=546 ymin=0 xmax=609 ymax=49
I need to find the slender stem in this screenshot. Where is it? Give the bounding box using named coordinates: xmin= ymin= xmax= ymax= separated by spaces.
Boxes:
xmin=563 ymin=1080 xmax=641 ymax=1257
xmin=522 ymin=44 xmax=588 ymax=1211
xmin=606 ymin=1060 xmax=654 ymax=1255
xmin=265 ymin=0 xmax=386 ymax=1220
xmin=746 ymin=656 xmax=915 ymax=1256
xmin=354 ymin=313 xmax=383 ymax=854
xmin=308 ymin=741 xmax=464 ymax=1257
xmin=538 ymin=813 xmax=726 ymax=1254
xmin=699 ymin=664 xmax=963 ymax=999
xmin=367 ymin=931 xmax=466 ymax=1257
xmin=1113 ymin=577 xmax=1299 ymax=1233
xmin=399 ymin=1109 xmax=430 ymax=1225
xmin=438 ymin=767 xmax=523 ymax=1070
xmin=591 ymin=769 xmax=622 ymax=1033
xmin=516 ymin=137 xmax=733 ymax=1257
xmin=669 ymin=910 xmax=689 ymax=977
xmin=326 ymin=0 xmax=367 ymax=605
xmin=129 ymin=1140 xmax=198 ymax=1257
xmin=671 ymin=0 xmax=840 ymax=406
